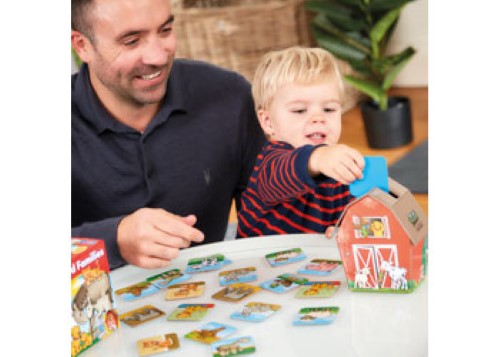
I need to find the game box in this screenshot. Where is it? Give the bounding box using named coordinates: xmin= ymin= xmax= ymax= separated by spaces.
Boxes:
xmin=71 ymin=238 xmax=119 ymax=356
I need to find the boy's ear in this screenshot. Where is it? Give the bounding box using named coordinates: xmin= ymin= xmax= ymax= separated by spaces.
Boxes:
xmin=71 ymin=30 xmax=92 ymax=64
xmin=257 ymin=109 xmax=275 ymax=137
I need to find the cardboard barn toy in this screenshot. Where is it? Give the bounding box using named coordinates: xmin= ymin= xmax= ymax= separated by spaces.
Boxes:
xmin=336 ymin=178 xmax=428 ymax=293
xmin=71 ymin=238 xmax=119 ymax=357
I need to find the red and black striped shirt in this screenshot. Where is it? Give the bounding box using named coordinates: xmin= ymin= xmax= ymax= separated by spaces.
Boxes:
xmin=237 ymin=141 xmax=353 ymax=238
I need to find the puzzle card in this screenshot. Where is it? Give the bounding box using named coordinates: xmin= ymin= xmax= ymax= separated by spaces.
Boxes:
xmin=295 ymin=281 xmax=341 ymax=298
xmin=219 ymin=267 xmax=257 ymax=286
xmin=119 ymin=305 xmax=166 ymax=327
xmin=137 ymin=333 xmax=180 ymax=356
xmin=185 ymin=254 xmax=232 ymax=273
xmin=165 ymin=281 xmax=205 ymax=300
xmin=265 ymin=248 xmax=306 ymax=267
xmin=115 ymin=281 xmax=161 ymax=301
xmin=259 ymin=274 xmax=308 ymax=294
xmin=167 ymin=303 xmax=215 ymax=321
xmin=297 ymin=259 xmax=342 ymax=276
xmin=184 ymin=322 xmax=236 ymax=345
xmin=146 ymin=268 xmax=190 ymax=289
xmin=211 ymin=336 xmax=256 ymax=356
xmin=212 ymin=283 xmax=260 ymax=302
xmin=230 ymin=302 xmax=281 ymax=322
xmin=293 ymin=306 xmax=340 ymax=326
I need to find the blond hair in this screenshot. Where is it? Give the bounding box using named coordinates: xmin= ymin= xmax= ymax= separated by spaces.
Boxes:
xmin=252 ymin=46 xmax=344 ymax=111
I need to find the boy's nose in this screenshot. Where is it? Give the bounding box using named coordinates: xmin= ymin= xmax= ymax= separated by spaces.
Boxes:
xmin=311 ymin=115 xmax=326 ymax=124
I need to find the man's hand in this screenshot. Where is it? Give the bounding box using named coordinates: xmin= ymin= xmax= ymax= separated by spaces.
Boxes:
xmin=309 ymin=144 xmax=365 ymax=185
xmin=117 ymin=208 xmax=205 ymax=269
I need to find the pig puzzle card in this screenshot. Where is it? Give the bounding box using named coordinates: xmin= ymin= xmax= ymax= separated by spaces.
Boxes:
xmin=219 ymin=267 xmax=257 ymax=286
xmin=297 ymin=259 xmax=342 ymax=276
xmin=230 ymin=302 xmax=281 ymax=322
xmin=167 ymin=303 xmax=215 ymax=321
xmin=115 ymin=281 xmax=161 ymax=301
xmin=211 ymin=336 xmax=256 ymax=356
xmin=295 ymin=281 xmax=341 ymax=298
xmin=349 ymin=156 xmax=388 ymax=197
xmin=259 ymin=274 xmax=308 ymax=294
xmin=293 ymin=306 xmax=340 ymax=326
xmin=212 ymin=283 xmax=260 ymax=302
xmin=136 ymin=333 xmax=180 ymax=356
xmin=265 ymin=248 xmax=306 ymax=267
xmin=185 ymin=254 xmax=232 ymax=273
xmin=119 ymin=305 xmax=166 ymax=327
xmin=146 ymin=268 xmax=191 ymax=289
xmin=184 ymin=322 xmax=236 ymax=345
xmin=165 ymin=281 xmax=205 ymax=300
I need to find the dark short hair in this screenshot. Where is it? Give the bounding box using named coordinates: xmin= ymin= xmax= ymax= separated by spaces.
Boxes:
xmin=71 ymin=0 xmax=95 ymax=43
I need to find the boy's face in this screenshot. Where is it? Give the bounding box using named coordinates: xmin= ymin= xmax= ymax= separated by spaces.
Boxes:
xmin=258 ymin=81 xmax=342 ymax=148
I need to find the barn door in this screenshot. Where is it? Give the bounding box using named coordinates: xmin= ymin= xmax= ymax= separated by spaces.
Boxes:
xmin=353 ymin=244 xmax=399 ymax=289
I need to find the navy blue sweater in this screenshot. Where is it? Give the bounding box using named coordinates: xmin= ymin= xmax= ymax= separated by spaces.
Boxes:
xmin=72 ymin=60 xmax=265 ymax=269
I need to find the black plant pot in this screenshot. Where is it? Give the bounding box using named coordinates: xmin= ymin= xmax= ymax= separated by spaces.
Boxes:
xmin=361 ymin=96 xmax=413 ymax=149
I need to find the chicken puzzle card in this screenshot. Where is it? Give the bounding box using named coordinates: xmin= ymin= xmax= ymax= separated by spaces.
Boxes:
xmin=146 ymin=268 xmax=190 ymax=289
xmin=294 ymin=281 xmax=341 ymax=298
xmin=119 ymin=305 xmax=166 ymax=327
xmin=211 ymin=336 xmax=256 ymax=356
xmin=136 ymin=333 xmax=180 ymax=356
xmin=230 ymin=302 xmax=281 ymax=322
xmin=115 ymin=281 xmax=161 ymax=302
xmin=184 ymin=322 xmax=236 ymax=345
xmin=265 ymin=248 xmax=306 ymax=267
xmin=297 ymin=259 xmax=342 ymax=276
xmin=212 ymin=283 xmax=260 ymax=302
xmin=185 ymin=254 xmax=232 ymax=273
xmin=259 ymin=274 xmax=308 ymax=294
xmin=292 ymin=306 xmax=340 ymax=326
xmin=219 ymin=267 xmax=257 ymax=286
xmin=165 ymin=282 xmax=205 ymax=300
xmin=167 ymin=303 xmax=215 ymax=321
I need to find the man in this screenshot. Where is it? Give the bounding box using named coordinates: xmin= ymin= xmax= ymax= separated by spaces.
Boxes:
xmin=71 ymin=0 xmax=265 ymax=269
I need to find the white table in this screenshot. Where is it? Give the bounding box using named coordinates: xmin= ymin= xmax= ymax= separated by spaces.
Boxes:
xmin=81 ymin=234 xmax=427 ymax=357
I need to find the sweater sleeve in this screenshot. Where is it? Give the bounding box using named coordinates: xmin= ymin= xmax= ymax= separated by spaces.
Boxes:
xmin=255 ymin=143 xmax=320 ymax=205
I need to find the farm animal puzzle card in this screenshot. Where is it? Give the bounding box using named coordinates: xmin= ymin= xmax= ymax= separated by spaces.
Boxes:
xmin=259 ymin=274 xmax=308 ymax=294
xmin=185 ymin=254 xmax=232 ymax=273
xmin=294 ymin=281 xmax=341 ymax=298
xmin=230 ymin=302 xmax=281 ymax=322
xmin=212 ymin=283 xmax=260 ymax=302
xmin=115 ymin=281 xmax=161 ymax=301
xmin=292 ymin=306 xmax=340 ymax=326
xmin=165 ymin=281 xmax=205 ymax=300
xmin=136 ymin=333 xmax=180 ymax=356
xmin=167 ymin=303 xmax=215 ymax=321
xmin=265 ymin=248 xmax=306 ymax=267
xmin=211 ymin=336 xmax=256 ymax=356
xmin=297 ymin=259 xmax=342 ymax=276
xmin=184 ymin=322 xmax=236 ymax=344
xmin=219 ymin=267 xmax=257 ymax=286
xmin=119 ymin=305 xmax=166 ymax=327
xmin=146 ymin=268 xmax=190 ymax=289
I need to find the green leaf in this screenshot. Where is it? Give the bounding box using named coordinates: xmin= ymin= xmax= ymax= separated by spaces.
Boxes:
xmin=344 ymin=75 xmax=384 ymax=103
xmin=314 ymin=30 xmax=368 ymax=63
xmin=370 ymin=6 xmax=403 ymax=58
xmin=382 ymin=47 xmax=415 ymax=90
xmin=368 ymin=0 xmax=414 ymax=11
xmin=306 ymin=1 xmax=366 ymax=31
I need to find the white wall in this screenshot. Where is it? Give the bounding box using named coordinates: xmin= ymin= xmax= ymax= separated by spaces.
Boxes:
xmin=387 ymin=0 xmax=428 ymax=87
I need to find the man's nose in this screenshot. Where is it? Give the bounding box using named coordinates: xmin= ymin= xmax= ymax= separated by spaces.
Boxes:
xmin=142 ymin=38 xmax=169 ymax=66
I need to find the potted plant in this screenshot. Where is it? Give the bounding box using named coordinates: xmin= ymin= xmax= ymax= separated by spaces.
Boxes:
xmin=305 ymin=0 xmax=417 ymax=149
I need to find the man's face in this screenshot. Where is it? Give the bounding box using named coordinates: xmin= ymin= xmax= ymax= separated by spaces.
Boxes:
xmin=81 ymin=0 xmax=177 ymax=107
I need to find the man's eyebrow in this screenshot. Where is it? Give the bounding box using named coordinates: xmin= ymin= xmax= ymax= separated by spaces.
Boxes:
xmin=116 ymin=15 xmax=175 ymax=41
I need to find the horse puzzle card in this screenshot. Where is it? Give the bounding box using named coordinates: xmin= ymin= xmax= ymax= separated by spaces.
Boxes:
xmin=292 ymin=306 xmax=340 ymax=326
xmin=230 ymin=302 xmax=281 ymax=322
xmin=211 ymin=336 xmax=256 ymax=356
xmin=265 ymin=248 xmax=306 ymax=267
xmin=167 ymin=303 xmax=215 ymax=321
xmin=119 ymin=305 xmax=166 ymax=327
xmin=115 ymin=281 xmax=161 ymax=301
xmin=165 ymin=282 xmax=205 ymax=300
xmin=136 ymin=333 xmax=180 ymax=356
xmin=184 ymin=322 xmax=236 ymax=345
xmin=294 ymin=281 xmax=341 ymax=298
xmin=185 ymin=254 xmax=232 ymax=273
xmin=212 ymin=283 xmax=261 ymax=302
xmin=146 ymin=268 xmax=190 ymax=289
xmin=219 ymin=267 xmax=257 ymax=286
xmin=297 ymin=259 xmax=342 ymax=276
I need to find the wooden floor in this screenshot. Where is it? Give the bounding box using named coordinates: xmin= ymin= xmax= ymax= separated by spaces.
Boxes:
xmin=228 ymin=87 xmax=428 ymax=223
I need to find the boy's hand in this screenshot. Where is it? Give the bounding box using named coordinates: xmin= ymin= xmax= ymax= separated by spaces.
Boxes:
xmin=309 ymin=144 xmax=365 ymax=185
